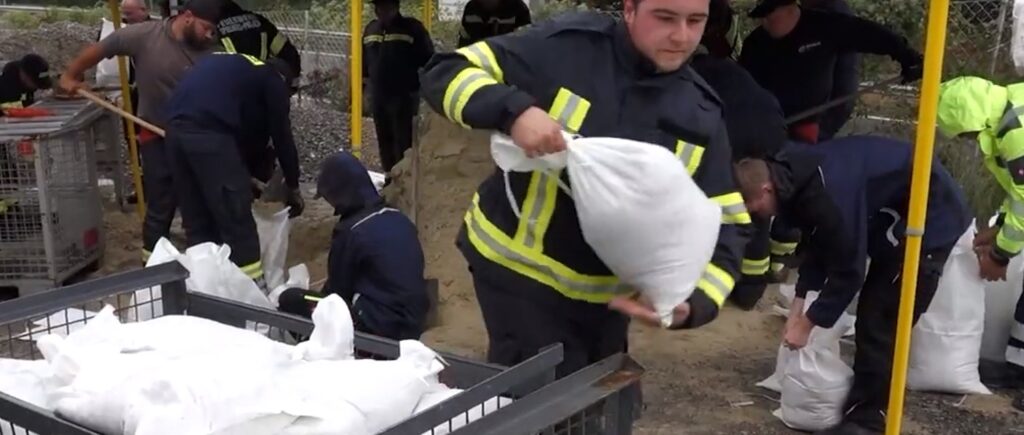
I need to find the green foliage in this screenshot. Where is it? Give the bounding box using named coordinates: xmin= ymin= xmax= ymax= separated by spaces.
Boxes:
xmin=0 ymin=7 xmax=105 ymax=28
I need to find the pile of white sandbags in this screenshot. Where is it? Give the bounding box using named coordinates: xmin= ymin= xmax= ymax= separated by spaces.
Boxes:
xmin=491 ymin=132 xmax=722 ymax=327
xmin=0 ymin=295 xmax=507 ymax=435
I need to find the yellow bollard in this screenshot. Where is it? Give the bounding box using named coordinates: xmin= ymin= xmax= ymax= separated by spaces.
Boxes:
xmin=350 ymin=0 xmax=364 ymax=159
xmin=885 ymin=0 xmax=951 ymax=434
xmin=423 ymin=0 xmax=433 ymax=34
xmin=106 ymin=0 xmax=146 ymax=217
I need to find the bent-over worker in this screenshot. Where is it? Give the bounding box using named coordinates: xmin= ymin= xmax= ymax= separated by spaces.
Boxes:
xmin=736 ymin=136 xmax=971 ymax=435
xmin=278 ymin=151 xmax=429 ymax=340
xmin=163 ymin=52 xmax=304 ymax=289
xmin=363 ymin=0 xmax=434 ymax=177
xmin=937 ymin=76 xmax=1024 ymax=411
xmin=59 ymin=0 xmax=223 ymax=263
xmin=420 ymin=0 xmax=752 ymax=377
xmin=739 ymin=0 xmax=923 ymax=143
xmin=457 ymin=0 xmax=531 ymax=48
xmin=0 ymin=54 xmax=52 ymax=111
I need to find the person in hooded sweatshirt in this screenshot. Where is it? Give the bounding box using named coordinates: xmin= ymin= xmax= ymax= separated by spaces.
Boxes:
xmin=277 ymin=151 xmax=429 ymax=340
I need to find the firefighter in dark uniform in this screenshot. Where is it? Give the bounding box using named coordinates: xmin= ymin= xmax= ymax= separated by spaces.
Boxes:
xmin=802 ymin=0 xmax=858 ymax=141
xmin=739 ymin=0 xmax=923 ymax=144
xmin=0 ymin=54 xmax=52 ymax=112
xmin=691 ymin=0 xmax=788 ymax=310
xmin=216 ymin=0 xmax=302 ymax=87
xmin=420 ymin=0 xmax=752 ymax=377
xmin=363 ymin=0 xmax=434 ymax=176
xmin=163 ymin=53 xmax=305 ymax=289
xmin=457 ymin=0 xmax=531 ymax=48
xmin=736 ymin=137 xmax=970 ymax=435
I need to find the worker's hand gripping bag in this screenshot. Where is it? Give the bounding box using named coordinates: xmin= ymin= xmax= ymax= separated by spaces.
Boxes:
xmin=773 ymin=291 xmax=854 ymax=432
xmin=907 ymin=223 xmax=991 ymax=395
xmin=491 ymin=133 xmax=722 ymax=326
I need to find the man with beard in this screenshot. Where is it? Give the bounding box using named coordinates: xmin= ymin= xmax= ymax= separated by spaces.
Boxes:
xmin=60 ymin=0 xmax=223 ymax=263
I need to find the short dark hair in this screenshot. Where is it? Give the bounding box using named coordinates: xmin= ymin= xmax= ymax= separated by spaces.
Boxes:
xmin=734 ymin=158 xmax=772 ymax=199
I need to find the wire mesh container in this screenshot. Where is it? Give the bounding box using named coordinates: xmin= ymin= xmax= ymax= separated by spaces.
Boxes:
xmin=0 ymin=263 xmax=577 ymax=435
xmin=0 ymin=98 xmax=113 ymax=295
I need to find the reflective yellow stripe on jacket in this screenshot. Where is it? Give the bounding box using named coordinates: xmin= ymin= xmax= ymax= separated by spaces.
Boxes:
xmin=742 ymin=256 xmax=770 ymax=276
xmin=442 ymin=42 xmax=504 ymax=127
xmin=463 ymin=83 xmax=627 ymax=303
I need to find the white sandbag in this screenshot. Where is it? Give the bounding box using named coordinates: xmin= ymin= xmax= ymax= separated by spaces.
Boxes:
xmin=491 ymin=133 xmax=721 ymax=326
xmin=279 ymin=340 xmax=445 ymax=434
xmin=412 ymin=386 xmax=514 ymax=435
xmin=981 ymin=254 xmax=1024 ymax=362
xmin=128 ymin=237 xmax=182 ymax=322
xmin=1014 ymin=0 xmax=1024 ymax=75
xmin=254 ymin=207 xmax=292 ymax=291
xmin=775 ymin=292 xmax=854 ymax=432
xmin=291 ymin=294 xmax=354 ymax=362
xmin=0 ymin=358 xmax=58 ymax=435
xmin=95 ymin=18 xmax=120 ymax=87
xmin=907 ymin=225 xmax=991 ymax=395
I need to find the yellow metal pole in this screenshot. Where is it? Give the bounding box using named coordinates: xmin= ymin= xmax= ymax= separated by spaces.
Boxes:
xmin=350 ymin=0 xmax=363 ymax=159
xmin=106 ymin=0 xmax=146 ymax=217
xmin=885 ymin=0 xmax=950 ymax=433
xmin=423 ymin=0 xmax=433 ymax=34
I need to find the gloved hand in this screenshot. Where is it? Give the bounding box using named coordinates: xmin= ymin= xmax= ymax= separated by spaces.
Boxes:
xmin=286 ymin=188 xmax=305 ymax=218
xmin=899 ymin=51 xmax=924 ymax=84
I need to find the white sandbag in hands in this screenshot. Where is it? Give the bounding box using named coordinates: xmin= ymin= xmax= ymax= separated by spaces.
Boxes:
xmin=907 ymin=224 xmax=990 ymax=395
xmin=491 ymin=132 xmax=722 ymax=327
xmin=767 ymin=292 xmax=853 ymax=432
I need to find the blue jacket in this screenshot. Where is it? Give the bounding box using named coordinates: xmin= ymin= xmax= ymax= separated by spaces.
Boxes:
xmin=775 ymin=135 xmax=970 ymax=327
xmin=163 ymin=53 xmax=300 ymax=188
xmin=320 ymin=153 xmax=428 ymax=340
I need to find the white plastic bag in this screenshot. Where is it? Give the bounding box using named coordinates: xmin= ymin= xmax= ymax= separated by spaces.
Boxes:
xmin=254 ymin=207 xmax=292 ymax=291
xmin=279 ymin=341 xmax=446 ymax=434
xmin=491 ymin=133 xmax=721 ymax=326
xmin=292 ymin=294 xmax=355 ymax=362
xmin=0 ymin=358 xmax=58 ymax=435
xmin=981 ymin=255 xmax=1024 ymax=362
xmin=907 ymin=225 xmax=991 ymax=395
xmin=774 ymin=292 xmax=854 ymax=432
xmin=1013 ymin=0 xmax=1024 ymax=75
xmin=412 ymin=385 xmax=513 ymax=435
xmin=270 ymin=264 xmax=311 ymax=307
xmin=95 ymin=18 xmax=120 ymax=87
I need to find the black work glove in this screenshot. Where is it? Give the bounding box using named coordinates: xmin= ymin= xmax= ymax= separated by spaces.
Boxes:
xmin=286 ymin=188 xmax=305 ymax=218
xmin=899 ymin=51 xmax=924 ymax=84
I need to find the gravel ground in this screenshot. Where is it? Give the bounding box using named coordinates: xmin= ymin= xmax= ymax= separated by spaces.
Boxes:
xmin=0 ymin=22 xmax=97 ymax=70
xmin=290 ymin=98 xmax=381 ymax=182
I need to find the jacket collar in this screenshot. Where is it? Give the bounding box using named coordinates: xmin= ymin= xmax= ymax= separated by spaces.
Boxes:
xmin=613 ymin=21 xmax=659 ymax=77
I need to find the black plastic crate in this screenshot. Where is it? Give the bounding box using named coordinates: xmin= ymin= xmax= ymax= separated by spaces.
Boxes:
xmin=0 ymin=262 xmax=564 ymax=435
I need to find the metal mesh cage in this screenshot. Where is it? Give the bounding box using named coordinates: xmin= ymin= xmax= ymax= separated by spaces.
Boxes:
xmin=0 ymin=99 xmax=109 ymax=293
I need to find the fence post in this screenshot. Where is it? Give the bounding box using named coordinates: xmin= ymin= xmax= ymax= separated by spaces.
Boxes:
xmin=991 ymin=0 xmax=1011 ymax=76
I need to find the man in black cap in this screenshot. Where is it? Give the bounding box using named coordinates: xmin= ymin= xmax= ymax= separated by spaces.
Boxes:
xmin=738 ymin=0 xmax=923 ymax=144
xmin=363 ymin=0 xmax=434 ymax=178
xmin=60 ymin=0 xmax=224 ymax=264
xmin=277 ymin=151 xmax=428 ymax=340
xmin=0 ymin=54 xmax=52 ymax=111
xmin=457 ymin=0 xmax=531 ymax=48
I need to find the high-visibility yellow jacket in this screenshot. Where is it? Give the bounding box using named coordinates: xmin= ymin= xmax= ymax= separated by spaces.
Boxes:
xmin=420 ymin=13 xmax=753 ymax=328
xmin=938 ymin=76 xmax=1024 ymax=260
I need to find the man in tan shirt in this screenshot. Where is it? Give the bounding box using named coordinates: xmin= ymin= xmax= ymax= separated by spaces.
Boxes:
xmin=60 ymin=0 xmax=224 ymax=262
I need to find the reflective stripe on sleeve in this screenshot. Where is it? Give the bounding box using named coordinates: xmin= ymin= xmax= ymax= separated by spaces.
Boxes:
xmin=770 ymin=239 xmax=798 ymax=256
xmin=442 ymin=68 xmax=499 ymax=127
xmin=456 ymin=42 xmax=504 ymax=83
xmin=240 ymin=261 xmax=264 ymax=279
xmin=711 ymin=192 xmax=752 ymax=225
xmin=674 ymin=141 xmax=705 ymax=176
xmin=260 ymin=32 xmax=268 ymax=59
xmin=697 ymin=263 xmax=735 ymax=307
xmin=741 ymin=256 xmax=770 ymax=276
xmin=548 ymin=88 xmax=590 ymax=134
xmin=270 ymin=32 xmax=286 ymax=54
